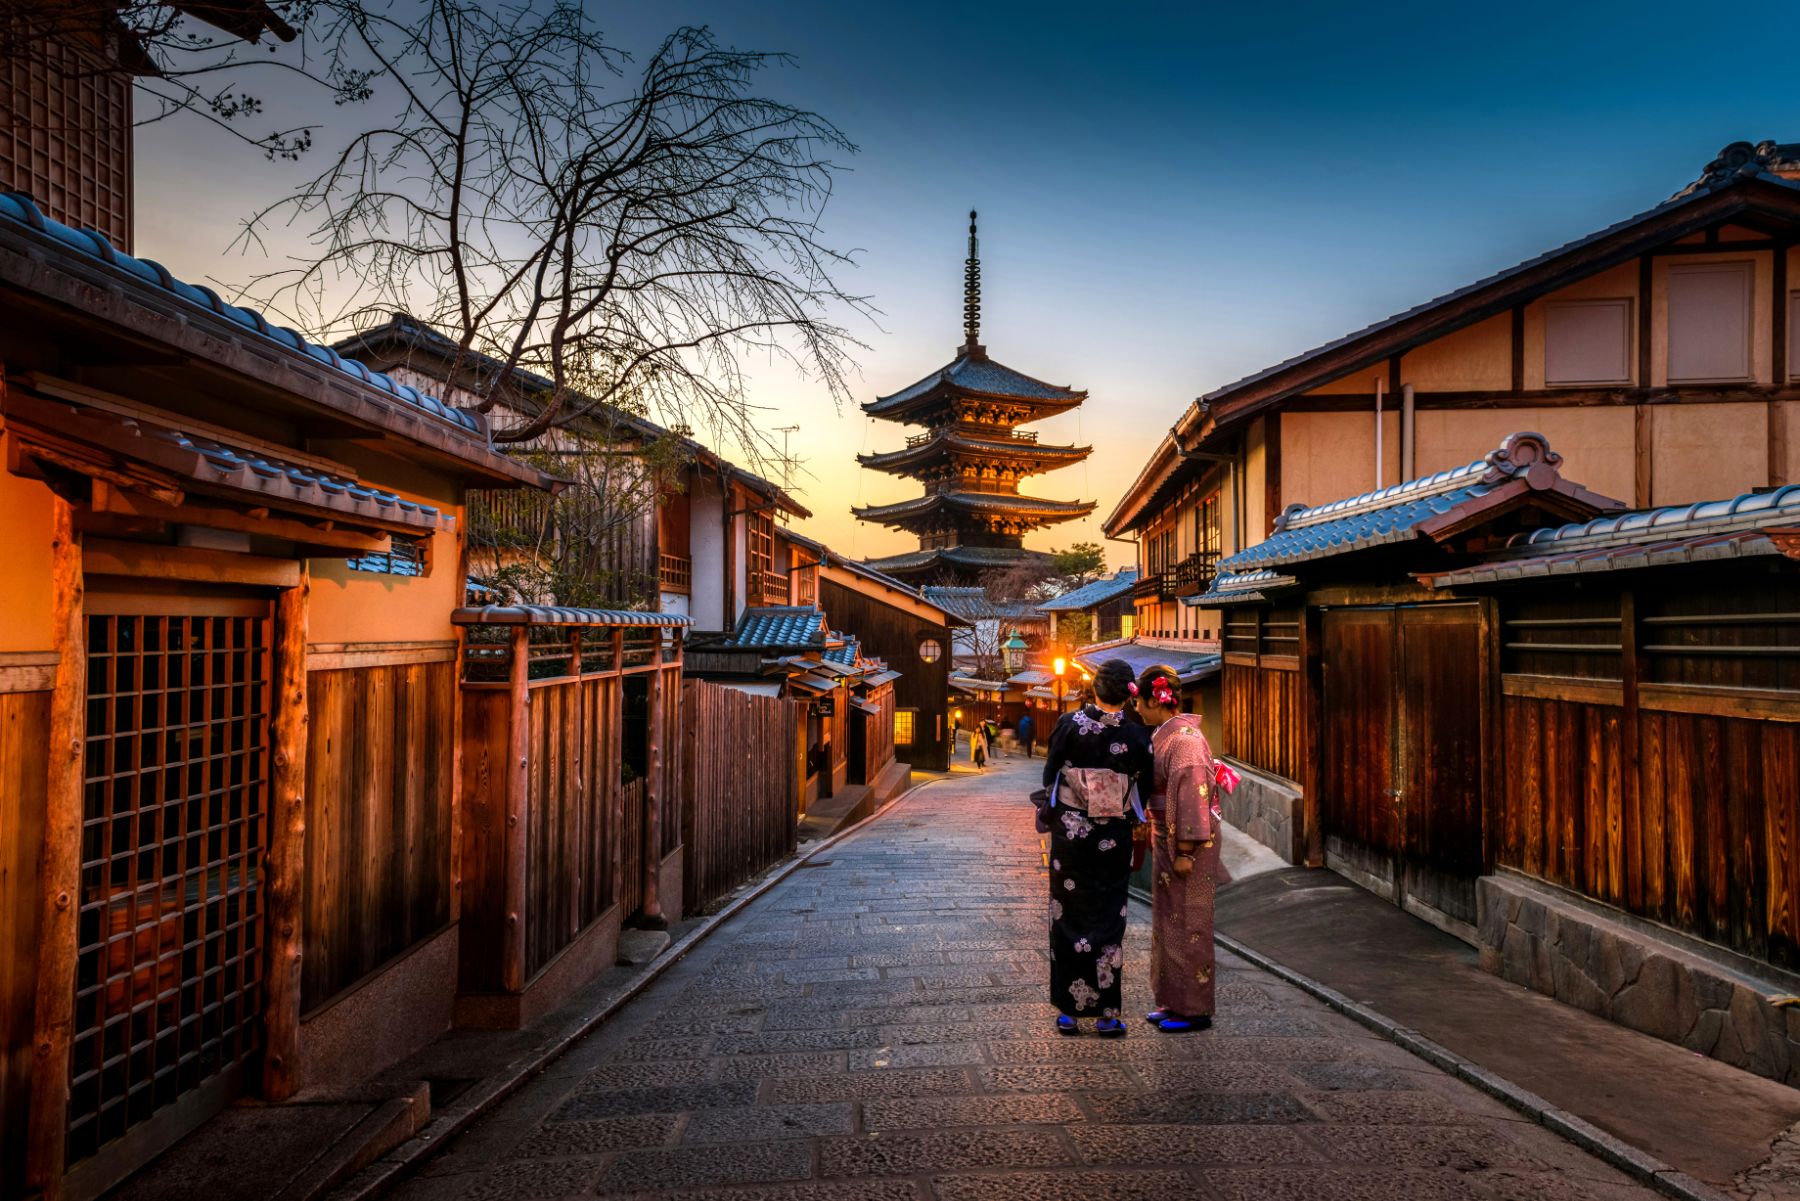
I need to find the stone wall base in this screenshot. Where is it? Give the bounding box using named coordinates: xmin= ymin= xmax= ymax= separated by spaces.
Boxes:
xmin=1477 ymin=872 xmax=1800 ymax=1086
xmin=1220 ymin=759 xmax=1302 ymax=865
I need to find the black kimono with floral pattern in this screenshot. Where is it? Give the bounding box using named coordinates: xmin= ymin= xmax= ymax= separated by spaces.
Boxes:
xmin=1041 ymin=705 xmax=1154 ymax=1019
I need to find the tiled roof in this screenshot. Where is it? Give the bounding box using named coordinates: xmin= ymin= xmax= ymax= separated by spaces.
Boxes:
xmin=1006 ymin=669 xmax=1055 ymax=687
xmin=864 ymin=545 xmax=1056 ymax=576
xmin=452 ymin=605 xmax=691 ymax=627
xmin=724 ymin=606 xmax=828 ymax=650
xmin=823 ymin=634 xmax=859 ymax=666
xmin=858 ymin=430 xmax=1091 ymax=473
xmin=1037 ymin=569 xmax=1140 ymax=612
xmin=1218 ymin=433 xmax=1616 ymax=573
xmin=854 ymin=491 xmax=1095 ymax=523
xmin=921 ymin=586 xmax=1042 ymax=623
xmin=866 ymin=350 xmax=1086 ymax=416
xmin=782 ymin=528 xmax=930 ymax=600
xmin=1189 ymin=568 xmax=1299 ymax=607
xmin=0 ymin=195 xmax=481 ymax=434
xmin=1072 ymin=639 xmax=1221 ymax=686
xmin=1427 ymin=483 xmax=1800 ymax=587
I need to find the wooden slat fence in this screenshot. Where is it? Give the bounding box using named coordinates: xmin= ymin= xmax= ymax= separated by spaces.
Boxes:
xmin=1221 ymin=660 xmax=1302 ymax=782
xmin=682 ymin=680 xmax=803 ymax=914
xmin=302 ymin=661 xmax=455 ymax=1011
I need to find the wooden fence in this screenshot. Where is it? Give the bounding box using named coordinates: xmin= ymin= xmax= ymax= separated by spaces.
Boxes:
xmin=682 ymin=680 xmax=804 ymax=913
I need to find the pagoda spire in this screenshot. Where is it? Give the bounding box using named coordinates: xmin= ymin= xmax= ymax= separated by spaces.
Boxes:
xmin=961 ymin=210 xmax=983 ymax=355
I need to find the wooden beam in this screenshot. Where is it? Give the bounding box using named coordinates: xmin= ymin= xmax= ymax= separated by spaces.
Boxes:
xmin=1634 ymin=405 xmax=1655 ymax=508
xmin=1263 ymin=412 xmax=1281 ymax=539
xmin=641 ymin=665 xmax=666 ymax=928
xmin=502 ymin=625 xmax=530 ymax=992
xmin=1638 ymin=254 xmax=1654 ymax=388
xmin=1620 ymin=588 xmax=1642 ymax=912
xmin=92 ymin=483 xmax=392 ymax=555
xmin=262 ymin=568 xmax=309 ymax=1102
xmin=0 ymin=651 xmax=57 ymax=694
xmin=1299 ymin=603 xmax=1324 ymax=868
xmin=305 ymin=641 xmax=456 ymax=671
xmin=83 ymin=538 xmax=301 ymax=588
xmin=25 ymin=499 xmax=83 ymax=1200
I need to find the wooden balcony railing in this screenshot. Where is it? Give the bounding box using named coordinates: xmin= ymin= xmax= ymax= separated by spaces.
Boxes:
xmin=756 ymin=569 xmax=790 ymax=606
xmin=1132 ymin=572 xmax=1164 ymax=601
xmin=659 ymin=552 xmax=691 ymax=593
xmin=1172 ymin=552 xmax=1219 ymax=598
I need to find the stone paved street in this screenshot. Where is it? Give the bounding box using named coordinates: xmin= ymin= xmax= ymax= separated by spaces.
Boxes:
xmin=394 ymin=754 xmax=1663 ymax=1201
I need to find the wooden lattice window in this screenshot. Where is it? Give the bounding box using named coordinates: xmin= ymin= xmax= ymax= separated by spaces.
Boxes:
xmin=72 ymin=601 xmax=270 ymax=1166
xmin=893 ymin=709 xmax=916 ymax=746
xmin=748 ymin=512 xmax=773 ymax=582
xmin=0 ymin=37 xmax=132 ymax=250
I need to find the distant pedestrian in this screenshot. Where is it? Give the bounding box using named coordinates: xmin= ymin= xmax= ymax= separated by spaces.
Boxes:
xmin=1016 ymin=712 xmax=1036 ymax=758
xmin=983 ymin=718 xmax=1001 ymax=759
xmin=972 ymin=724 xmax=988 ymax=771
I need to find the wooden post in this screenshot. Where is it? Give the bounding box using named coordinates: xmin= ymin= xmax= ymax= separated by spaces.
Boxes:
xmin=640 ymin=658 xmax=666 ymax=928
xmin=25 ymin=499 xmax=84 ymax=1200
xmin=502 ymin=625 xmax=530 ymax=992
xmin=609 ymin=629 xmax=625 ymax=911
xmin=263 ymin=567 xmax=310 ymax=1101
xmin=1299 ymin=603 xmax=1325 ymax=868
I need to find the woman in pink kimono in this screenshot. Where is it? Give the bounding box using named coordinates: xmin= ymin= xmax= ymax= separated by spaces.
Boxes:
xmin=1133 ymin=665 xmax=1231 ymax=1032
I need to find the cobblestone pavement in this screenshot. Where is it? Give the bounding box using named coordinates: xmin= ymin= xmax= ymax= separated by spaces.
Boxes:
xmin=395 ymin=755 xmax=1663 ymax=1201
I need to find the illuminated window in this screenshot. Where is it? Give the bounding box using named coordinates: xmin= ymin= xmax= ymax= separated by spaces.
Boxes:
xmin=917 ymin=638 xmax=943 ymax=664
xmin=894 ymin=709 xmax=917 ymax=745
xmin=1120 ymin=614 xmax=1135 ymax=640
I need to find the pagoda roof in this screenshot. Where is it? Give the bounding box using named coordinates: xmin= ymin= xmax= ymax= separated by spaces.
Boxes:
xmin=854 ymin=491 xmax=1096 ymax=528
xmin=862 ymin=545 xmax=1057 ymax=578
xmin=864 ymin=348 xmax=1086 ymax=422
xmin=857 ymin=428 xmax=1092 ymax=475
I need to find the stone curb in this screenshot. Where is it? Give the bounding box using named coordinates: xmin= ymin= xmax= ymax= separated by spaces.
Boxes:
xmin=1208 ymin=926 xmax=1735 ymax=1201
xmin=325 ymin=774 xmax=944 ymax=1201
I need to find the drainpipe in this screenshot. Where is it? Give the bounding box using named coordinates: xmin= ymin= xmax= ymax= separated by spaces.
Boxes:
xmin=1401 ymin=383 xmax=1416 ymax=480
xmin=1374 ymin=376 xmax=1385 ymax=489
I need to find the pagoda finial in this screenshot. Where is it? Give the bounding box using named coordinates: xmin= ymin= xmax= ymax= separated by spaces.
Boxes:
xmin=961 ymin=209 xmax=983 ymax=354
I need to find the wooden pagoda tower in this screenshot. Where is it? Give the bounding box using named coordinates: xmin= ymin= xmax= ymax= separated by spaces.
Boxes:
xmin=855 ymin=213 xmax=1095 ymax=583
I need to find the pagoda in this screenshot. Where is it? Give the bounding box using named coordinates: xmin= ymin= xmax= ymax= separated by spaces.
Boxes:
xmin=854 ymin=213 xmax=1095 ymax=583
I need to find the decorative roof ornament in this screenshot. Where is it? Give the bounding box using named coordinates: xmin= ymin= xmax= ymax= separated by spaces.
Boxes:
xmin=962 ymin=210 xmax=983 ymax=355
xmin=1700 ymin=140 xmax=1779 ymax=190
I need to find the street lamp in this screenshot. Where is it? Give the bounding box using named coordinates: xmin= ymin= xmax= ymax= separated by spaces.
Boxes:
xmin=1052 ymin=655 xmax=1067 ymax=712
xmin=1001 ymin=628 xmax=1028 ymax=676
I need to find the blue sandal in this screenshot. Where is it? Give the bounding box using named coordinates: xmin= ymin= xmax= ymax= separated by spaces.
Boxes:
xmin=1055 ymin=1015 xmax=1080 ymax=1036
xmin=1155 ymin=1014 xmax=1213 ymax=1033
xmin=1095 ymin=1018 xmax=1127 ymax=1038
xmin=1145 ymin=1008 xmax=1171 ymax=1026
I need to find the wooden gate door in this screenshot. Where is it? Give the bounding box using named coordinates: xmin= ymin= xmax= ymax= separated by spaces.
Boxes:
xmin=69 ymin=591 xmax=272 ymax=1193
xmin=1321 ymin=603 xmax=1486 ymax=930
xmin=1396 ymin=603 xmax=1485 ymax=928
xmin=1321 ymin=607 xmax=1402 ymax=899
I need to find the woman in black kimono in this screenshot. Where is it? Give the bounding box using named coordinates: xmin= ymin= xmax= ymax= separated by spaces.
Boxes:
xmin=1041 ymin=659 xmax=1154 ymax=1036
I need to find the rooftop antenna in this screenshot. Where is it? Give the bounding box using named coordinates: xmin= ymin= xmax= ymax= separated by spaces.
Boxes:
xmin=961 ymin=209 xmax=983 ymax=356
xmin=774 ymin=424 xmax=800 ymax=491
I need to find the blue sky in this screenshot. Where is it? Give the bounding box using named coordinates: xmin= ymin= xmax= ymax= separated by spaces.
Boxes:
xmin=138 ymin=0 xmax=1800 ymax=564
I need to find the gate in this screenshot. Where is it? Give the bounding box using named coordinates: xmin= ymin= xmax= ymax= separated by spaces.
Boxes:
xmin=69 ymin=593 xmax=271 ymax=1184
xmin=1321 ymin=603 xmax=1487 ymax=931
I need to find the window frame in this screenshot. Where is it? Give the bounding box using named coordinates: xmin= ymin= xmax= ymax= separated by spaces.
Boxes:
xmin=1666 ymin=260 xmax=1755 ymax=385
xmin=893 ymin=708 xmax=917 ymax=746
xmin=1543 ymin=297 xmax=1634 ymax=386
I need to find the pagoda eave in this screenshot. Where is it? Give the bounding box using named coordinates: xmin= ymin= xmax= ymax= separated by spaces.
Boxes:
xmin=856 ymin=436 xmax=1094 ymax=475
xmin=863 ymin=545 xmax=1057 ymax=581
xmin=852 ymin=491 xmax=1097 ymax=525
xmin=861 ymin=384 xmax=1086 ymax=425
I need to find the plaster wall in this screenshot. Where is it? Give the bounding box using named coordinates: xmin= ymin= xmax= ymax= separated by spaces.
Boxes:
xmin=689 ymin=476 xmax=726 ymax=631
xmin=1650 ymin=402 xmax=1769 ymax=506
xmin=0 ymin=468 xmax=54 ymax=652
xmin=1280 ymin=409 xmax=1403 ymax=510
xmin=1399 ymin=312 xmax=1512 ymax=392
xmin=1410 ymin=407 xmax=1636 ymax=505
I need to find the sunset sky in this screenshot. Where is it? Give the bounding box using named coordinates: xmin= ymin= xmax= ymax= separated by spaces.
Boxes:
xmin=136 ymin=0 xmax=1800 ymax=568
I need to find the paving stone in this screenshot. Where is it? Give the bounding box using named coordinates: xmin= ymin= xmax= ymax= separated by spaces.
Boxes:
xmin=682 ymin=1102 xmax=856 ymax=1143
xmin=1299 ymin=1089 xmax=1485 ymax=1125
xmin=930 ymin=1168 xmax=1197 ymax=1201
xmin=713 ymin=1029 xmax=885 ymax=1055
xmin=508 ymin=1114 xmax=679 ymax=1158
xmin=549 ymin=1080 xmax=760 ymax=1122
xmin=607 ymin=1184 xmax=922 ymax=1201
xmin=1083 ymin=1089 xmax=1315 ymax=1125
xmin=862 ymin=1092 xmax=1086 ymax=1130
xmin=715 ymin=1052 xmax=848 ymax=1080
xmin=594 ymin=1141 xmax=815 ymax=1194
xmin=1129 ymin=1059 xmax=1305 ymax=1092
xmin=817 ymin=1129 xmax=1073 ymax=1177
xmin=879 ymin=1020 xmax=1041 ymax=1045
xmin=1071 ymin=1123 xmax=1326 ymax=1167
xmin=1199 ymin=1168 xmax=1493 ymax=1201
xmin=612 ymin=1036 xmax=720 ymax=1061
xmin=849 ymin=1043 xmax=990 ymax=1070
xmin=1285 ymin=1062 xmax=1417 ymax=1091
xmin=574 ymin=1059 xmax=720 ymax=1090
xmin=1307 ymin=1123 xmax=1550 ymax=1171
xmin=457 ymin=1156 xmax=608 ymax=1199
xmin=979 ymin=1064 xmax=1138 ymax=1093
xmin=767 ymin=1068 xmax=977 ymax=1103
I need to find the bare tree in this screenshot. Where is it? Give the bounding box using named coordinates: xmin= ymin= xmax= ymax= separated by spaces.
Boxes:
xmin=238 ymin=0 xmax=867 ymax=462
xmin=0 ymin=0 xmax=374 ymax=159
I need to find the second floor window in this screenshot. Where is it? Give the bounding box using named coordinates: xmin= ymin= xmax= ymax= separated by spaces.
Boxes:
xmin=748 ymin=512 xmax=774 ymax=581
xmin=1195 ymin=492 xmax=1221 ymax=560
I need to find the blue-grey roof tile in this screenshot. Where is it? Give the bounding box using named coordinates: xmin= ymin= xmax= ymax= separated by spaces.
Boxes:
xmin=725 ymin=606 xmax=827 ymax=650
xmin=1036 ymin=569 xmax=1140 ymax=612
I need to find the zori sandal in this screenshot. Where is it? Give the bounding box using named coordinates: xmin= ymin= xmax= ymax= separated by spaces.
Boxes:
xmin=1095 ymin=1018 xmax=1127 ymax=1038
xmin=1155 ymin=1014 xmax=1213 ymax=1033
xmin=1055 ymin=1015 xmax=1080 ymax=1036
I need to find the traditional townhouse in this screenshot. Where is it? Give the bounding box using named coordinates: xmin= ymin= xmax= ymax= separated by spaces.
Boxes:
xmin=1109 ymin=139 xmax=1800 ymax=649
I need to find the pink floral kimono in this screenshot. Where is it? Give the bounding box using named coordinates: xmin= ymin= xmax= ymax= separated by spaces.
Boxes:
xmin=1148 ymin=714 xmax=1228 ymax=1019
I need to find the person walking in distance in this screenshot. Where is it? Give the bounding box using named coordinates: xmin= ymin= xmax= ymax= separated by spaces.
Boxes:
xmin=1016 ymin=711 xmax=1036 ymax=758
